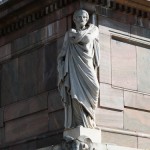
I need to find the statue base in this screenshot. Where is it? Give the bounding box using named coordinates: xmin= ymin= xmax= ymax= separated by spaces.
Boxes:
xmin=63 ymin=126 xmax=101 ymax=144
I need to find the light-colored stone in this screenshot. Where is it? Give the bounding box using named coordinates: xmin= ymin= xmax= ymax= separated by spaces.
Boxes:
xmin=137 ymin=46 xmax=150 ymax=94
xmin=100 ymin=83 xmax=124 ymax=110
xmin=124 ymin=91 xmax=150 ymax=111
xmin=63 ymin=126 xmax=101 ymax=143
xmin=107 ymin=144 xmax=141 ymax=150
xmin=102 ymin=131 xmax=137 ymax=148
xmin=99 ymin=33 xmax=111 ymax=84
xmin=138 ymin=137 xmax=150 ymax=149
xmin=124 ymin=108 xmax=150 ymax=134
xmin=95 ymin=108 xmax=123 ymax=129
xmin=111 ymin=39 xmax=137 ymax=90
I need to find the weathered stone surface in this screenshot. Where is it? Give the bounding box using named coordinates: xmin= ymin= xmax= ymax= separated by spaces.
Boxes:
xmin=31 ymin=26 xmax=47 ymax=44
xmin=48 ymin=89 xmax=63 ymax=113
xmin=5 ymin=110 xmax=48 ymax=143
xmin=0 ymin=128 xmax=4 ymax=145
xmin=102 ymin=131 xmax=137 ymax=148
xmin=0 ymin=43 xmax=11 ymax=62
xmin=111 ymin=39 xmax=137 ymax=90
xmin=95 ymin=108 xmax=123 ymax=129
xmin=124 ymin=108 xmax=150 ymax=133
xmin=106 ymin=144 xmax=139 ymax=150
xmin=138 ymin=137 xmax=150 ymax=149
xmin=131 ymin=25 xmax=150 ymax=39
xmin=98 ymin=16 xmax=130 ymax=34
xmin=99 ymin=33 xmax=111 ymax=84
xmin=4 ymin=92 xmax=48 ymax=122
xmin=137 ymin=46 xmax=150 ymax=94
xmin=44 ymin=42 xmax=58 ymax=91
xmin=11 ymin=34 xmax=31 ymax=54
xmin=124 ymin=91 xmax=150 ymax=111
xmin=100 ymin=83 xmax=124 ymax=110
xmin=4 ymin=141 xmax=37 ymax=150
xmin=49 ymin=109 xmax=64 ymax=132
xmin=18 ymin=50 xmax=39 ymax=100
xmin=0 ymin=108 xmax=3 ymax=127
xmin=1 ymin=58 xmax=18 ymax=106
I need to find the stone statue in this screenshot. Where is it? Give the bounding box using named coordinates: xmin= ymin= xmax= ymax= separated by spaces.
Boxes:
xmin=57 ymin=9 xmax=100 ymax=129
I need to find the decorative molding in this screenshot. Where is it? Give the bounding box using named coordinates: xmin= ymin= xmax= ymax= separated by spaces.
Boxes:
xmin=0 ymin=0 xmax=78 ymax=37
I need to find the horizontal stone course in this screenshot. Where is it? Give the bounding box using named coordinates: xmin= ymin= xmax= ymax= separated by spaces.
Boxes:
xmin=102 ymin=131 xmax=137 ymax=148
xmin=48 ymin=89 xmax=63 ymax=113
xmin=124 ymin=91 xmax=150 ymax=111
xmin=5 ymin=110 xmax=49 ymax=143
xmin=48 ymin=109 xmax=64 ymax=132
xmin=4 ymin=92 xmax=48 ymax=122
xmin=124 ymin=108 xmax=150 ymax=134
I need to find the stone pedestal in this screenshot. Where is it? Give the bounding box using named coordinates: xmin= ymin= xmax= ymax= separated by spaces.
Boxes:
xmin=63 ymin=126 xmax=101 ymax=143
xmin=62 ymin=126 xmax=101 ymax=149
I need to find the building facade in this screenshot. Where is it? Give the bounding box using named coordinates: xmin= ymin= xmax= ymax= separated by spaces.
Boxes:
xmin=0 ymin=0 xmax=150 ymax=149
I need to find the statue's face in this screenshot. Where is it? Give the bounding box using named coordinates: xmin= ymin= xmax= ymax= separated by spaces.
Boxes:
xmin=74 ymin=12 xmax=88 ymax=27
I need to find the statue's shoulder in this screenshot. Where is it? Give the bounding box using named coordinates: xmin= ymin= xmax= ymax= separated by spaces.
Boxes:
xmin=88 ymin=24 xmax=99 ymax=32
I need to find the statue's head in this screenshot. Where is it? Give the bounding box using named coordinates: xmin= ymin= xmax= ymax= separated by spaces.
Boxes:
xmin=73 ymin=9 xmax=89 ymax=28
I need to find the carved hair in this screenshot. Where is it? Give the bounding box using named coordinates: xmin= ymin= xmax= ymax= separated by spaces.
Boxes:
xmin=73 ymin=9 xmax=89 ymax=22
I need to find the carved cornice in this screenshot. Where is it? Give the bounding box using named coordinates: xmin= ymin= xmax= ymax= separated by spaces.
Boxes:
xmin=0 ymin=0 xmax=149 ymax=38
xmin=81 ymin=0 xmax=150 ymax=28
xmin=0 ymin=0 xmax=78 ymax=37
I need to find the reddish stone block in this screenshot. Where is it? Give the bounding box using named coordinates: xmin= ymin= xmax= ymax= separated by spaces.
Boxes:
xmin=95 ymin=108 xmax=123 ymax=129
xmin=100 ymin=83 xmax=124 ymax=110
xmin=4 ymin=92 xmax=48 ymax=122
xmin=102 ymin=131 xmax=137 ymax=148
xmin=124 ymin=108 xmax=150 ymax=134
xmin=138 ymin=137 xmax=150 ymax=149
xmin=137 ymin=46 xmax=150 ymax=94
xmin=1 ymin=58 xmax=18 ymax=106
xmin=111 ymin=39 xmax=137 ymax=90
xmin=99 ymin=33 xmax=111 ymax=84
xmin=48 ymin=89 xmax=63 ymax=113
xmin=5 ymin=110 xmax=49 ymax=143
xmin=49 ymin=109 xmax=64 ymax=132
xmin=124 ymin=91 xmax=150 ymax=111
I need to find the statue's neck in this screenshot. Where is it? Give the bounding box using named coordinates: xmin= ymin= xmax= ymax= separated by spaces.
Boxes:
xmin=75 ymin=25 xmax=86 ymax=31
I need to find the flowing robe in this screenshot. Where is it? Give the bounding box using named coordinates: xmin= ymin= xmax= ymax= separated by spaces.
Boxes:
xmin=57 ymin=24 xmax=100 ymax=128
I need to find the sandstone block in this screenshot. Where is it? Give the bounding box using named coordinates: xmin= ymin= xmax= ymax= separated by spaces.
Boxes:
xmin=4 ymin=92 xmax=48 ymax=121
xmin=111 ymin=39 xmax=137 ymax=90
xmin=100 ymin=83 xmax=124 ymax=110
xmin=124 ymin=91 xmax=150 ymax=111
xmin=102 ymin=131 xmax=137 ymax=148
xmin=137 ymin=46 xmax=150 ymax=94
xmin=5 ymin=110 xmax=48 ymax=143
xmin=95 ymin=108 xmax=123 ymax=129
xmin=124 ymin=108 xmax=150 ymax=134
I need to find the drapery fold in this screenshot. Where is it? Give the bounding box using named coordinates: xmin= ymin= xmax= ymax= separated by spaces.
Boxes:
xmin=57 ymin=24 xmax=100 ymax=128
